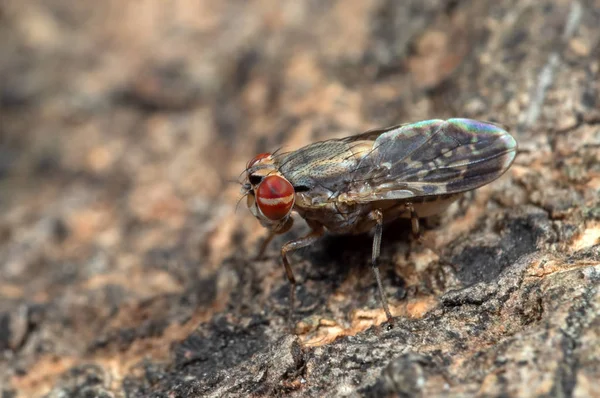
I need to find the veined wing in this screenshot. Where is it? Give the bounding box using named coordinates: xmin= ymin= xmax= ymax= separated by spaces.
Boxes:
xmin=343 ymin=119 xmax=518 ymax=202
xmin=275 ymin=130 xmax=391 ymax=192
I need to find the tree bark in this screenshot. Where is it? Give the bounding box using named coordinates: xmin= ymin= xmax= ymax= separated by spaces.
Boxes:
xmin=0 ymin=1 xmax=598 ymax=397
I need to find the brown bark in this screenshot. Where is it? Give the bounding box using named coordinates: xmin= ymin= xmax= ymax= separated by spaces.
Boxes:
xmin=0 ymin=1 xmax=598 ymax=397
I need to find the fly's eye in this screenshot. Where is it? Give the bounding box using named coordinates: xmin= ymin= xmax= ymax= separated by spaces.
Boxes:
xmin=247 ymin=152 xmax=271 ymax=169
xmin=249 ymin=175 xmax=263 ymax=185
xmin=255 ymin=175 xmax=295 ymax=221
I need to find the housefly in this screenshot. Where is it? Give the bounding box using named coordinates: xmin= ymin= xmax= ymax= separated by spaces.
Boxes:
xmin=240 ymin=119 xmax=517 ymax=325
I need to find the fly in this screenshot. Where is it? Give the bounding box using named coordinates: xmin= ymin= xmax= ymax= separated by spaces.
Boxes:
xmin=240 ymin=119 xmax=518 ymax=326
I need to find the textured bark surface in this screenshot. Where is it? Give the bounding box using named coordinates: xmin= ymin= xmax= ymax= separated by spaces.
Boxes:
xmin=1 ymin=1 xmax=599 ymax=397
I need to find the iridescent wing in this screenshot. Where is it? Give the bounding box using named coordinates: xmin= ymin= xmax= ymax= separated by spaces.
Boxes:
xmin=343 ymin=119 xmax=518 ymax=202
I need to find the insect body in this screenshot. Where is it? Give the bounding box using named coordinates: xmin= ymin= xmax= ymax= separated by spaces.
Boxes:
xmin=241 ymin=119 xmax=517 ymax=325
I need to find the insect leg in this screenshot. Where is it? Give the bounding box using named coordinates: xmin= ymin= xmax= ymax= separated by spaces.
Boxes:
xmin=255 ymin=230 xmax=276 ymax=260
xmin=281 ymin=221 xmax=325 ymax=326
xmin=368 ymin=209 xmax=394 ymax=325
xmin=406 ymin=202 xmax=423 ymax=242
xmin=255 ymin=216 xmax=294 ymax=260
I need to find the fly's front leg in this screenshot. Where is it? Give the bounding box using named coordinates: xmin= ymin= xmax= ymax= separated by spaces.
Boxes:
xmin=255 ymin=216 xmax=294 ymax=260
xmin=368 ymin=209 xmax=394 ymax=325
xmin=281 ymin=221 xmax=325 ymax=326
xmin=255 ymin=230 xmax=276 ymax=260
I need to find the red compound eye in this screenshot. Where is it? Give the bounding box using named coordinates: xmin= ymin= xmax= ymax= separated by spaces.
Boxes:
xmin=247 ymin=152 xmax=271 ymax=169
xmin=256 ymin=175 xmax=295 ymax=220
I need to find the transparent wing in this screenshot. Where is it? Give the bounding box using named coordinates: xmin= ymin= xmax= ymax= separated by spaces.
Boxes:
xmin=343 ymin=119 xmax=518 ymax=202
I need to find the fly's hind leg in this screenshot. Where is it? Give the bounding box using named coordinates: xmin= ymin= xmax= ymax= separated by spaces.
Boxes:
xmin=368 ymin=209 xmax=394 ymax=325
xmin=404 ymin=202 xmax=426 ymax=262
xmin=281 ymin=221 xmax=325 ymax=327
xmin=406 ymin=202 xmax=423 ymax=243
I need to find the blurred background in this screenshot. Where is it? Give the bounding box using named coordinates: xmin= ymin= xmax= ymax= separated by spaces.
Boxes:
xmin=0 ymin=0 xmax=598 ymax=396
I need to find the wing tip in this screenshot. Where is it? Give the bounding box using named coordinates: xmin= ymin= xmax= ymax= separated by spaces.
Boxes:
xmin=447 ymin=117 xmax=518 ymax=150
xmin=446 ymin=118 xmax=509 ymax=133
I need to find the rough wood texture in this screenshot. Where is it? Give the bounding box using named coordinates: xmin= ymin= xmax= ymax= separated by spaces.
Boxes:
xmin=1 ymin=1 xmax=599 ymax=397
